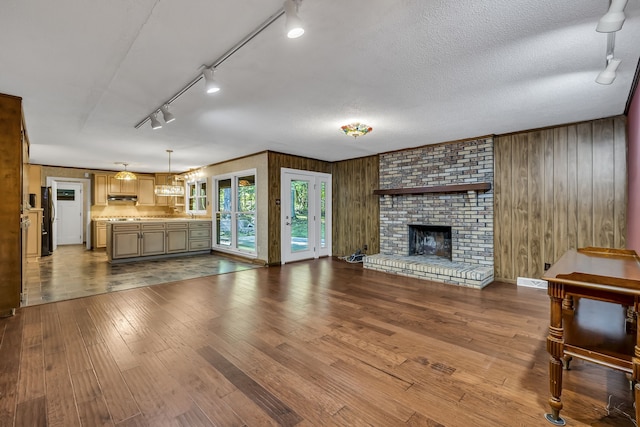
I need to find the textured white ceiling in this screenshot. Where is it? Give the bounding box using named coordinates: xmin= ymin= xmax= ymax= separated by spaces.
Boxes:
xmin=1 ymin=0 xmax=639 ymax=173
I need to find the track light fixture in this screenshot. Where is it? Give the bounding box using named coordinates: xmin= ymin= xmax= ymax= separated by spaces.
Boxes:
xmin=135 ymin=2 xmax=306 ymax=129
xmin=596 ymin=0 xmax=628 ymax=33
xmin=284 ymin=0 xmax=305 ymax=39
xmin=202 ymin=68 xmax=220 ymax=94
xmin=160 ymin=104 xmax=176 ymax=123
xmin=596 ymin=58 xmax=621 ymax=84
xmin=149 ymin=113 xmax=162 ymax=130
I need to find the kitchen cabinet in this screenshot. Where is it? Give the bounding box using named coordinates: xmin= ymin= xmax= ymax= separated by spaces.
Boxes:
xmin=155 ymin=173 xmax=171 ymax=206
xmin=0 ymin=93 xmax=26 ymax=315
xmin=188 ymin=221 xmax=212 ymax=251
xmin=26 ymin=209 xmax=43 ymax=259
xmin=137 ymin=176 xmax=156 ymax=206
xmin=167 ymin=222 xmax=188 ymax=253
xmin=107 ymin=219 xmax=211 ymax=262
xmin=140 ymin=223 xmax=165 ymax=255
xmin=92 ymin=220 xmax=107 ymax=249
xmin=108 ymin=175 xmax=137 ymax=195
xmin=110 ymin=223 xmax=141 ymax=259
xmin=93 ymin=174 xmax=108 ymax=206
xmin=28 ymin=164 xmax=42 ymax=207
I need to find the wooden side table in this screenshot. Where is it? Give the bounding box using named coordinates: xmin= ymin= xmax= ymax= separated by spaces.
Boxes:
xmin=542 ymin=247 xmax=640 ymax=425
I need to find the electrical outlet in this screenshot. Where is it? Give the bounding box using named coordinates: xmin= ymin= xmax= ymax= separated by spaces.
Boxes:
xmin=363 ymin=244 xmax=368 ymax=251
xmin=544 ymin=263 xmax=551 ymax=270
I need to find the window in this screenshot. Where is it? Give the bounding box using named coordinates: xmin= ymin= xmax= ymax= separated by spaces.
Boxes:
xmin=214 ymin=170 xmax=256 ymax=255
xmin=187 ymin=179 xmax=207 ymax=214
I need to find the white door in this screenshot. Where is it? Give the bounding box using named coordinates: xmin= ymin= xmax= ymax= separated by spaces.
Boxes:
xmin=281 ymin=169 xmax=331 ymax=263
xmin=56 ymin=182 xmax=83 ymax=245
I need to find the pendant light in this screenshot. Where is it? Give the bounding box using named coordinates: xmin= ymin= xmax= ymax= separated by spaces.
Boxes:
xmin=114 ymin=162 xmax=137 ymax=180
xmin=154 ymin=150 xmax=185 ymax=196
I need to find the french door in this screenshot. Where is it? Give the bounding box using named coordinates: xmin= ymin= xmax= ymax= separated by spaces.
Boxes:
xmin=281 ymin=169 xmax=331 ymax=263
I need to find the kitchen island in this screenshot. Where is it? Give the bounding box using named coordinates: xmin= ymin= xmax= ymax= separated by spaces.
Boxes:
xmin=106 ymin=218 xmax=212 ymax=263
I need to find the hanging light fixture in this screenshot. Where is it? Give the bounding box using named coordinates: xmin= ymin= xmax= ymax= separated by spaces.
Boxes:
xmin=154 ymin=150 xmax=185 ymax=196
xmin=341 ymin=122 xmax=373 ymax=139
xmin=284 ymin=0 xmax=305 ymax=38
xmin=596 ymin=0 xmax=628 ymax=33
xmin=160 ymin=104 xmax=176 ymax=123
xmin=114 ymin=162 xmax=137 ymax=181
xmin=202 ymin=68 xmax=220 ymax=94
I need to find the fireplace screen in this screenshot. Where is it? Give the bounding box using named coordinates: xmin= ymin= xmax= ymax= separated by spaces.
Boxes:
xmin=408 ymin=225 xmax=452 ymax=260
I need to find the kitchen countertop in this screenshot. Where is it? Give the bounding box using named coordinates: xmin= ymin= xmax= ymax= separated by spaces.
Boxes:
xmin=96 ymin=217 xmax=212 ymax=222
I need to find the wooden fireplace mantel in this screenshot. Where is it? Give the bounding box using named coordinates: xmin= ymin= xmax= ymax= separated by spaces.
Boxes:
xmin=373 ymin=182 xmax=491 ymax=196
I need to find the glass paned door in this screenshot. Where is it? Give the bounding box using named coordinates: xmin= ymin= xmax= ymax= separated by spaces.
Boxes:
xmin=281 ymin=169 xmax=331 ymax=263
xmin=290 ymin=179 xmax=310 ymax=253
xmin=236 ymin=175 xmax=256 ymax=252
xmin=216 ymin=179 xmax=232 ymax=246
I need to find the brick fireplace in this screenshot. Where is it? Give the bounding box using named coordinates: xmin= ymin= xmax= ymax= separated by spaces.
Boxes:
xmin=364 ymin=138 xmax=494 ymax=288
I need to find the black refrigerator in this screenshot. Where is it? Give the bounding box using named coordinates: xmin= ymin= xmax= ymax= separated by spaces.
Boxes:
xmin=41 ymin=186 xmax=54 ymax=256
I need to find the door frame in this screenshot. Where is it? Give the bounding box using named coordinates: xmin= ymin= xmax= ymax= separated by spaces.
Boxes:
xmin=46 ymin=176 xmax=92 ymax=250
xmin=280 ymin=168 xmax=332 ymax=264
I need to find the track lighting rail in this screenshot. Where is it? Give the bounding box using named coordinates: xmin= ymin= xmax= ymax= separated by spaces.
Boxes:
xmin=134 ymin=6 xmax=287 ymax=129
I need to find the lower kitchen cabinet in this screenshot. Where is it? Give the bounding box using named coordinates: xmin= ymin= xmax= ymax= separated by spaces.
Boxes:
xmin=188 ymin=221 xmax=211 ymax=252
xmin=141 ymin=227 xmax=166 ymax=255
xmin=93 ymin=220 xmax=107 ymax=249
xmin=112 ymin=229 xmax=141 ymax=259
xmin=167 ymin=222 xmax=188 ymax=253
xmin=107 ymin=219 xmax=211 ymax=262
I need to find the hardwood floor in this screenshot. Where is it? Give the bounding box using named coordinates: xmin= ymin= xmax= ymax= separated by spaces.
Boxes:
xmin=0 ymin=258 xmax=635 ymax=426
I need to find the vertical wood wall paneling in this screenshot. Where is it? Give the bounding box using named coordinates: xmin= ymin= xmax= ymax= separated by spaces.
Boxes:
xmin=576 ymin=122 xmax=594 ymax=248
xmin=0 ymin=94 xmax=23 ymax=314
xmin=613 ymin=118 xmax=627 ymax=248
xmin=493 ymin=135 xmax=513 ymax=280
xmin=331 ymin=156 xmax=379 ymax=257
xmin=542 ymin=129 xmax=555 ymax=270
xmin=566 ymin=125 xmax=579 ymax=252
xmin=553 ymin=127 xmax=569 ymax=261
xmin=592 ymin=119 xmax=615 ymax=248
xmin=527 ymin=131 xmax=544 ymax=279
xmin=512 ymin=133 xmax=529 ymax=279
xmin=493 ymin=116 xmax=627 ymax=282
xmin=266 ymin=152 xmax=332 ymax=264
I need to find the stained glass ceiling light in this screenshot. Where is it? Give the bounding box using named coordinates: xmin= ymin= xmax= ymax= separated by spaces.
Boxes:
xmin=114 ymin=162 xmax=137 ymax=180
xmin=154 ymin=150 xmax=185 ymax=196
xmin=341 ymin=122 xmax=373 ymax=139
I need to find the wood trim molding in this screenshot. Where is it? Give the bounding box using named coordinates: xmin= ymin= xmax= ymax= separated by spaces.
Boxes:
xmin=373 ymin=182 xmax=491 ymax=196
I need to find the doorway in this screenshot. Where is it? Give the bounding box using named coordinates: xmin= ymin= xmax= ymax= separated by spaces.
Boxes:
xmin=55 ymin=182 xmax=83 ymax=245
xmin=46 ymin=176 xmax=92 ymax=250
xmin=281 ymin=168 xmax=332 ymax=263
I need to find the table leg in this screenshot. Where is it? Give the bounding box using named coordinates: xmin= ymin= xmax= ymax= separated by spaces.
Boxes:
xmin=634 ymin=300 xmax=640 ymax=426
xmin=546 ymin=283 xmax=566 ymax=426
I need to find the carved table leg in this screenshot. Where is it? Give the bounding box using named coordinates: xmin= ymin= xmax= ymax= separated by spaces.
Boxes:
xmin=562 ymin=294 xmax=573 ymax=311
xmin=546 ymin=283 xmax=566 ymax=426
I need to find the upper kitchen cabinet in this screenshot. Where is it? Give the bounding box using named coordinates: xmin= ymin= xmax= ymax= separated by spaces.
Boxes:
xmin=0 ymin=93 xmax=27 ymax=316
xmin=93 ymin=173 xmax=108 ymax=206
xmin=137 ymin=176 xmax=156 ymax=206
xmin=108 ymin=175 xmax=137 ymax=195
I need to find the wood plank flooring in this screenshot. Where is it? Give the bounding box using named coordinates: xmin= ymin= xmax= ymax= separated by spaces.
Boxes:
xmin=0 ymin=258 xmax=635 ymax=426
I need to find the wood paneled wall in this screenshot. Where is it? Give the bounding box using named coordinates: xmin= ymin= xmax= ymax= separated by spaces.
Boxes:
xmin=331 ymin=155 xmax=379 ymax=257
xmin=494 ymin=117 xmax=627 ymax=282
xmin=0 ymin=94 xmax=24 ymax=315
xmin=266 ymin=152 xmax=332 ymax=264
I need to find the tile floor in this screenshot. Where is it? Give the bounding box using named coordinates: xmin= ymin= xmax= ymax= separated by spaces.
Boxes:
xmin=23 ymin=245 xmax=260 ymax=306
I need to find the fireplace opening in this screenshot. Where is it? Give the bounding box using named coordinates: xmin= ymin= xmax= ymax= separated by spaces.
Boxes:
xmin=408 ymin=224 xmax=452 ymax=260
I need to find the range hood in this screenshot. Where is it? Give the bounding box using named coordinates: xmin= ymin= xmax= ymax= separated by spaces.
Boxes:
xmin=107 ymin=194 xmax=137 ymax=202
